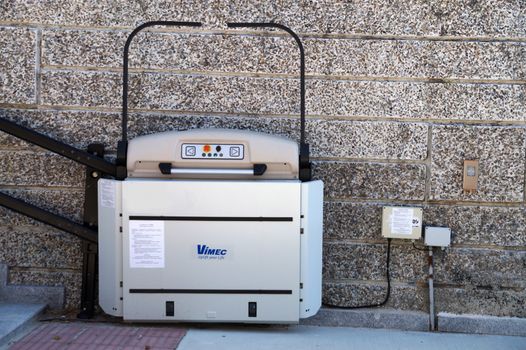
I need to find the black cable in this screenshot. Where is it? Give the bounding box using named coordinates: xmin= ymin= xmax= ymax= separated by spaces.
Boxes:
xmin=412 ymin=241 xmax=428 ymax=251
xmin=323 ymin=238 xmax=391 ymax=309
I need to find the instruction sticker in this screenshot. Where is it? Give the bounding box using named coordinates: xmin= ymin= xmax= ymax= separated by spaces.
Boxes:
xmin=129 ymin=221 xmax=165 ymax=268
xmin=391 ymin=207 xmax=414 ymax=235
xmin=99 ymin=180 xmax=116 ymax=209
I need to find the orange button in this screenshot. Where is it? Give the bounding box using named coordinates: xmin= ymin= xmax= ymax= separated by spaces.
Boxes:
xmin=203 ymin=144 xmax=211 ymax=153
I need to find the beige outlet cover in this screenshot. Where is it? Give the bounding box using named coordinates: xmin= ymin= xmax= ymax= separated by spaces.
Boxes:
xmin=463 ymin=159 xmax=479 ymax=193
xmin=381 ymin=206 xmax=423 ymax=239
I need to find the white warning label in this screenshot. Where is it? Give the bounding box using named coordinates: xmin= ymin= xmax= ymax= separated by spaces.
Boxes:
xmin=391 ymin=207 xmax=414 ymax=235
xmin=129 ymin=221 xmax=165 ymax=268
xmin=99 ymin=180 xmax=116 ymax=209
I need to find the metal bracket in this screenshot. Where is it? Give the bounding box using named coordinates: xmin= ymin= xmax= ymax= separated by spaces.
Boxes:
xmin=0 ymin=193 xmax=98 ymax=243
xmin=0 ymin=115 xmax=117 ymax=177
xmin=77 ymin=144 xmax=104 ymax=319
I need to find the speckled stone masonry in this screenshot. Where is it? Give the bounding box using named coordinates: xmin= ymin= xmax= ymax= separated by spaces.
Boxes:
xmin=433 ymin=248 xmax=526 ymax=289
xmin=424 ymin=205 xmax=526 ymax=247
xmin=314 ymin=162 xmax=427 ymax=200
xmin=0 ymin=225 xmax=82 ymax=269
xmin=0 ymin=1 xmax=525 ymax=319
xmin=323 ymin=202 xmax=383 ymax=241
xmin=42 ymin=29 xmax=526 ymax=80
xmin=325 ymin=202 xmax=526 ymax=247
xmin=40 ymin=71 xmax=526 ymax=121
xmin=323 ymin=243 xmax=427 ymax=282
xmin=323 ymin=282 xmax=428 ymax=311
xmin=0 ymin=109 xmax=121 ymax=150
xmin=0 ymin=151 xmax=425 ymax=200
xmin=436 ymin=287 xmax=526 ymax=318
xmin=1 ymin=0 xmax=525 ymax=37
xmin=0 ymin=188 xmax=84 ymax=226
xmin=0 ymin=151 xmax=85 ymax=187
xmin=0 ymin=27 xmax=36 ymax=104
xmin=430 ymin=125 xmax=526 ymax=202
xmin=0 ymin=109 xmax=428 ymax=160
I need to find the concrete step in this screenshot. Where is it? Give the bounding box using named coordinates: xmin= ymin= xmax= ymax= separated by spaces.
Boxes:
xmin=0 ymin=303 xmax=46 ymax=349
xmin=438 ymin=312 xmax=526 ymax=337
xmin=0 ymin=264 xmax=64 ymax=309
xmin=301 ymin=307 xmax=430 ymax=331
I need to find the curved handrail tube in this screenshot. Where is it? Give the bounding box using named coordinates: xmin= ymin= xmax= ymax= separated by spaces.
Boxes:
xmin=121 ymin=21 xmax=310 ymax=179
xmin=227 ymin=22 xmax=306 ymax=147
xmin=121 ymin=21 xmax=202 ymax=142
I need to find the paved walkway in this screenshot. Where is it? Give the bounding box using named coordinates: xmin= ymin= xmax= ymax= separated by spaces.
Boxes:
xmin=178 ymin=325 xmax=526 ymax=350
xmin=8 ymin=323 xmax=186 ymax=350
xmin=6 ymin=322 xmax=526 ymax=350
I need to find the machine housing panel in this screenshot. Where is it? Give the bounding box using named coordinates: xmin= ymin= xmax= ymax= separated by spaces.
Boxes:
xmin=121 ymin=179 xmax=302 ymax=322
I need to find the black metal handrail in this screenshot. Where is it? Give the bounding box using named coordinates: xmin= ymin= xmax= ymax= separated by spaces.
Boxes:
xmin=227 ymin=22 xmax=307 ymax=147
xmin=120 ymin=21 xmax=310 ymax=181
xmin=227 ymin=22 xmax=311 ymax=180
xmin=121 ymin=21 xmax=202 ymax=143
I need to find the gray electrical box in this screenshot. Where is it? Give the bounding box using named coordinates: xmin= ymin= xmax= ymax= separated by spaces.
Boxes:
xmin=381 ymin=206 xmax=423 ymax=240
xmin=424 ymin=227 xmax=451 ymax=247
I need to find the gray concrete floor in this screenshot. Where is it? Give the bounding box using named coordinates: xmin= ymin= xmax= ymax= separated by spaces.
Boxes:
xmin=178 ymin=325 xmax=526 ymax=350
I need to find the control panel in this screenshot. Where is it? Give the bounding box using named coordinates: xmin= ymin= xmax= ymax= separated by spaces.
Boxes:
xmin=182 ymin=143 xmax=244 ymax=160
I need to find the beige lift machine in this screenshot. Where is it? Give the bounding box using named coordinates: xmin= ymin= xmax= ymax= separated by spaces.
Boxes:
xmin=97 ymin=21 xmax=324 ymax=323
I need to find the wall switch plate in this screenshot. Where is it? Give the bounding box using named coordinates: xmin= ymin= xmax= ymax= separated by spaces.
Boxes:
xmin=463 ymin=160 xmax=479 ymax=194
xmin=382 ymin=206 xmax=423 ymax=239
xmin=425 ymin=226 xmax=451 ymax=247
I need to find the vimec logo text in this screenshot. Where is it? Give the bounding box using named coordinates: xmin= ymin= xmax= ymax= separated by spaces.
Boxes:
xmin=197 ymin=244 xmax=227 ymax=257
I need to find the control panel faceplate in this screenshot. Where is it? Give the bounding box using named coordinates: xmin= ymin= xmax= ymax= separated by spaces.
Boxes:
xmin=182 ymin=143 xmax=245 ymax=160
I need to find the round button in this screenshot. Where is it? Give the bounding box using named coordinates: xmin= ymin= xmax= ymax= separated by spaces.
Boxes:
xmin=216 ymin=146 xmax=222 ymax=152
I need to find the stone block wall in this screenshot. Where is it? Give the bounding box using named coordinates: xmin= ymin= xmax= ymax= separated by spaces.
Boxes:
xmin=0 ymin=1 xmax=524 ymax=315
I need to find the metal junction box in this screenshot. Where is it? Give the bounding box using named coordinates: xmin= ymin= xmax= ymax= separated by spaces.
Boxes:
xmin=381 ymin=206 xmax=423 ymax=240
xmin=425 ymin=226 xmax=451 ymax=247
